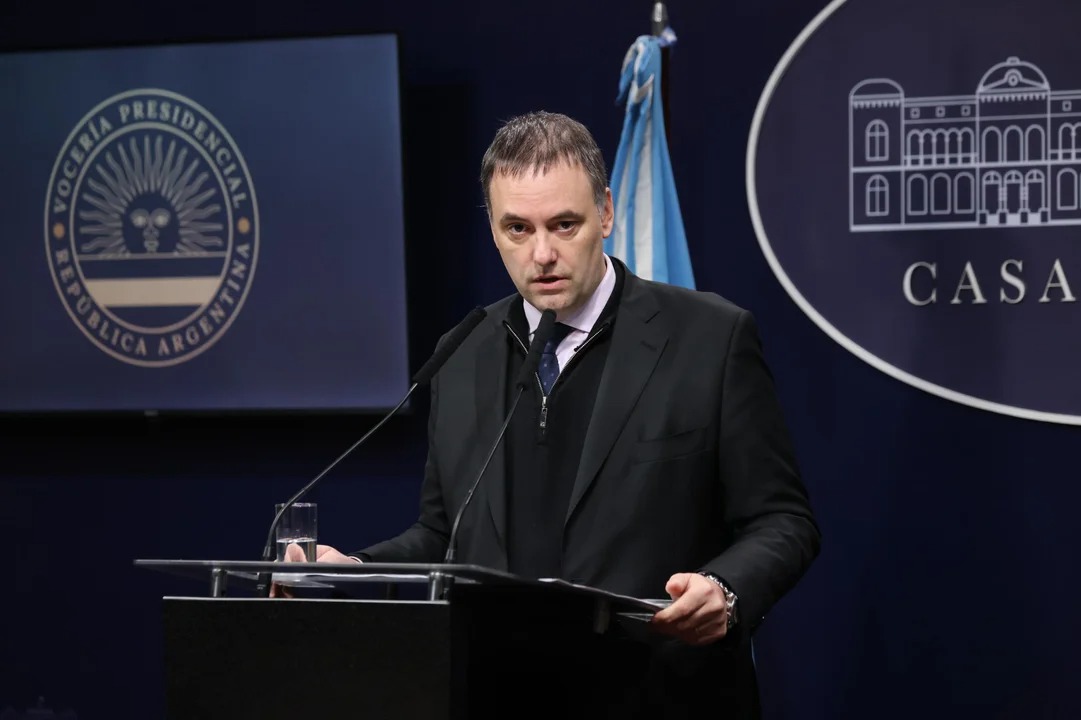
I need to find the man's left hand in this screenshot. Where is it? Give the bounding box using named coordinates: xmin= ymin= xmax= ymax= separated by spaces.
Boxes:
xmin=650 ymin=572 xmax=729 ymax=645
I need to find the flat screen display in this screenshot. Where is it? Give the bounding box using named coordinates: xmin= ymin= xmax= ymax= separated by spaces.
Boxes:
xmin=0 ymin=33 xmax=409 ymax=412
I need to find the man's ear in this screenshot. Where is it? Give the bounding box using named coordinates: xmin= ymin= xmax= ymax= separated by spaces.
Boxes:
xmin=600 ymin=188 xmax=614 ymax=237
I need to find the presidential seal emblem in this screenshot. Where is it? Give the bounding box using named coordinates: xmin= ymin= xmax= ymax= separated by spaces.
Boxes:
xmin=44 ymin=88 xmax=259 ymax=367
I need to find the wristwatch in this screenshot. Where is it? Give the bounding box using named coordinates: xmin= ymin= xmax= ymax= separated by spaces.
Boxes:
xmin=700 ymin=572 xmax=739 ymax=630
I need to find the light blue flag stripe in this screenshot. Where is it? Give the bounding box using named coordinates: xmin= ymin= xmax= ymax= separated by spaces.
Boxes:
xmin=607 ymin=33 xmax=695 ymax=289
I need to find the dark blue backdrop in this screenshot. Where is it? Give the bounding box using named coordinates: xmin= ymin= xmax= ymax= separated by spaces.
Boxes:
xmin=3 ymin=1 xmax=1079 ymax=718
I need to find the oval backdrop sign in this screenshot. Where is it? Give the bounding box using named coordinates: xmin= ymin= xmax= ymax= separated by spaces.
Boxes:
xmin=748 ymin=0 xmax=1081 ymax=424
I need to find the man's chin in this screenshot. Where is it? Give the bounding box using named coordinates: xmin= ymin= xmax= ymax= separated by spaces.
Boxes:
xmin=526 ymin=293 xmax=568 ymax=313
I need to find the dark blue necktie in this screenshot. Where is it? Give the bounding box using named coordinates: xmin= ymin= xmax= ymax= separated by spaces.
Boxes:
xmin=537 ymin=322 xmax=573 ymax=395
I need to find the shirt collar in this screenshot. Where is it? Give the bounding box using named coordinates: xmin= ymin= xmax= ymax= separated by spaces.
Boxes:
xmin=523 ymin=254 xmax=615 ymax=337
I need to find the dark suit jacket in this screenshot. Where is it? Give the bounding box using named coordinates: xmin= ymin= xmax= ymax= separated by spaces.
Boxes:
xmin=359 ymin=260 xmax=820 ymax=716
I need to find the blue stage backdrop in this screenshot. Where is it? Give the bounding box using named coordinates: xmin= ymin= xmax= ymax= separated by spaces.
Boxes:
xmin=1 ymin=34 xmax=409 ymax=412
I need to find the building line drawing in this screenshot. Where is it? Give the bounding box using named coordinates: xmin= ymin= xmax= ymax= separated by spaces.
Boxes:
xmin=849 ymin=57 xmax=1081 ymax=231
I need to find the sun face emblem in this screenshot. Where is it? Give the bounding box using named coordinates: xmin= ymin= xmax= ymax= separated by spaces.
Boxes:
xmin=129 ymin=204 xmax=172 ymax=253
xmin=77 ymin=136 xmax=225 ymax=258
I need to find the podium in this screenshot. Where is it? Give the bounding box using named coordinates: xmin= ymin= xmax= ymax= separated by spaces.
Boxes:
xmin=136 ymin=559 xmax=669 ymax=719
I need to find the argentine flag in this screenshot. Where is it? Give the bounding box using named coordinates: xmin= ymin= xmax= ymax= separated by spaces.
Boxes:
xmin=607 ymin=33 xmax=695 ymax=289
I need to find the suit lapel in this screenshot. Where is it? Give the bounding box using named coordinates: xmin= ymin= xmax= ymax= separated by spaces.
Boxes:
xmin=473 ymin=312 xmax=511 ymax=558
xmin=565 ymin=275 xmax=667 ymax=523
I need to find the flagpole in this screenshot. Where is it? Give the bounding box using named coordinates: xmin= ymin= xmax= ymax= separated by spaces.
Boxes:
xmin=651 ymin=2 xmax=671 ymax=145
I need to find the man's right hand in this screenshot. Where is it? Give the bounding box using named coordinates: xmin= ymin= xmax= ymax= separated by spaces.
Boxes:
xmin=269 ymin=543 xmax=361 ymax=597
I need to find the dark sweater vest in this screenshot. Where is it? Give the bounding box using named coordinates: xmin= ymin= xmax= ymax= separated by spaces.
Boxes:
xmin=502 ymin=263 xmax=625 ymax=578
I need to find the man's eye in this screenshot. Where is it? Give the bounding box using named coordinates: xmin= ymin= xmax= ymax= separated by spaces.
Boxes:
xmin=557 ymin=221 xmax=576 ymax=231
xmin=508 ymin=224 xmax=526 ymax=234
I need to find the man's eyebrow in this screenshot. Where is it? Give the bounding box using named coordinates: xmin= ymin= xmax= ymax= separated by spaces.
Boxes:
xmin=495 ymin=210 xmax=583 ymax=221
xmin=550 ymin=210 xmax=586 ymax=222
xmin=497 ymin=210 xmax=586 ymax=224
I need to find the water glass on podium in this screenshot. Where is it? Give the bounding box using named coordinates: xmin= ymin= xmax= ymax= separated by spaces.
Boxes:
xmin=275 ymin=502 xmax=317 ymax=562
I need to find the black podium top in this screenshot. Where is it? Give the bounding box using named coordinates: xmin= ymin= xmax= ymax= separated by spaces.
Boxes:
xmin=134 ymin=559 xmax=670 ymax=614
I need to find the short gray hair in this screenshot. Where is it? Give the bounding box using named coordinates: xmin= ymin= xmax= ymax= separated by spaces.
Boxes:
xmin=479 ymin=111 xmax=608 ymax=216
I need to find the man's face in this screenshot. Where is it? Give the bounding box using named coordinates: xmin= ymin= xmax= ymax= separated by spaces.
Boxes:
xmin=488 ymin=160 xmax=614 ymax=317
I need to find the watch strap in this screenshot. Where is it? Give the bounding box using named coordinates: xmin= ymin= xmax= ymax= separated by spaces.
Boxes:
xmin=699 ymin=572 xmax=739 ymax=630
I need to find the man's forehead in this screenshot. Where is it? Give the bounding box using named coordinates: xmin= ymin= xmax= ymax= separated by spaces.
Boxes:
xmin=493 ymin=156 xmax=586 ymax=183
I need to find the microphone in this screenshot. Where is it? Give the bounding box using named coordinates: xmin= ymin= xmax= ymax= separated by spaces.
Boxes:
xmin=431 ymin=309 xmax=555 ymax=599
xmin=257 ymin=305 xmax=488 ymax=596
xmin=514 ymin=308 xmax=556 ymax=390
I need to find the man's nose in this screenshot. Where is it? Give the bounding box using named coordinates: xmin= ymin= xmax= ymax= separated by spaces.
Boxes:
xmin=532 ymin=233 xmax=557 ymax=266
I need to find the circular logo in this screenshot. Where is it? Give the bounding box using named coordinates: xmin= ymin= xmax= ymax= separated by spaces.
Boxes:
xmin=44 ymin=88 xmax=259 ymax=367
xmin=748 ymin=0 xmax=1081 ymax=425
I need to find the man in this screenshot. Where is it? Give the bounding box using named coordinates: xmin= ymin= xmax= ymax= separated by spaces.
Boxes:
xmin=287 ymin=111 xmax=819 ymax=716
